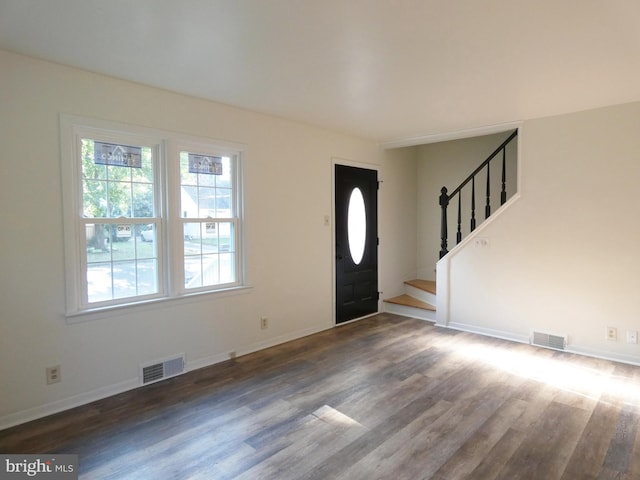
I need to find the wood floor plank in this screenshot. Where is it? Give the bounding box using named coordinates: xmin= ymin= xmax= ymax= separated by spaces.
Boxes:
xmin=467 ymin=427 xmax=529 ymax=480
xmin=2 ymin=313 xmax=640 ymax=479
xmin=303 ymin=393 xmax=451 ymax=480
xmin=234 ymin=408 xmax=367 ymax=480
xmin=496 ymin=400 xmax=592 ymax=480
xmin=562 ymin=401 xmax=622 ymax=478
xmin=332 ymin=372 xmax=436 ymax=429
xmin=333 ymin=398 xmax=456 ymax=480
xmin=430 ymin=397 xmax=529 ymax=479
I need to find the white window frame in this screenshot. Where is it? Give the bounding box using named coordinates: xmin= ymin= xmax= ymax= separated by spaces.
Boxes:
xmin=168 ymin=140 xmax=244 ymax=296
xmin=60 ymin=115 xmax=246 ymax=320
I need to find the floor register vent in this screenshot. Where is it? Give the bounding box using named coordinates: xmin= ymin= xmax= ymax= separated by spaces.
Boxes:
xmin=140 ymin=354 xmax=185 ymax=385
xmin=531 ymin=331 xmax=566 ymax=351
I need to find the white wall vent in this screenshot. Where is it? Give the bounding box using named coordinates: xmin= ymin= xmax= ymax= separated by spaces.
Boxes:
xmin=140 ymin=354 xmax=185 ymax=385
xmin=531 ymin=331 xmax=566 ymax=351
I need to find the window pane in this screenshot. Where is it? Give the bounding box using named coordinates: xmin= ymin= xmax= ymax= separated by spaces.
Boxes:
xmin=131 ymin=148 xmax=154 ymax=183
xmin=183 ymin=222 xmax=201 ymax=247
xmin=184 ymin=255 xmax=202 ymax=288
xmin=83 ymin=180 xmax=108 ymax=218
xmin=180 ymin=152 xmax=198 ymax=186
xmin=201 ymin=254 xmax=220 ymax=286
xmin=180 ymin=152 xmax=233 ymax=219
xmin=82 ymin=139 xmax=154 ymax=221
xmin=136 ymin=259 xmax=158 ymax=296
xmin=107 ymin=181 xmax=132 ymax=217
xmin=106 ymin=163 xmax=131 ymax=181
xmin=87 ymin=261 xmax=113 ymax=303
xmin=183 ymin=222 xmax=235 ymax=290
xmin=91 ymin=259 xmax=160 ymax=301
xmin=198 ymin=172 xmax=215 ymax=187
xmin=137 ymin=224 xmax=157 ymax=253
xmin=198 ymin=187 xmax=216 ymax=217
xmin=110 ymin=224 xmax=134 ymax=260
xmin=132 ymin=183 xmax=154 ymax=217
xmin=86 ymin=224 xmax=109 ymax=257
xmin=216 ymin=157 xmax=232 ymax=188
xmin=181 ymin=186 xmax=198 ymax=218
xmin=216 ymin=188 xmax=232 ymax=217
xmin=218 ymin=222 xmax=234 ymax=253
xmin=202 ymin=222 xmax=218 ymax=253
xmin=82 ymin=139 xmax=106 ymax=180
xmin=85 ymin=222 xmax=159 ymax=303
xmin=219 ymin=252 xmax=235 ymax=283
xmin=112 ymin=260 xmax=139 ymax=299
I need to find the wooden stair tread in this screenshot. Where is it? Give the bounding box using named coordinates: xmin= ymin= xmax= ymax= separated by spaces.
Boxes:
xmin=384 ymin=294 xmax=436 ymax=311
xmin=404 ymin=279 xmax=436 ymax=295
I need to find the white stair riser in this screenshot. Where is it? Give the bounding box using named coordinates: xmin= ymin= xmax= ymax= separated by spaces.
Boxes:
xmin=384 ymin=302 xmax=436 ymax=322
xmin=405 ymin=284 xmax=437 ymax=305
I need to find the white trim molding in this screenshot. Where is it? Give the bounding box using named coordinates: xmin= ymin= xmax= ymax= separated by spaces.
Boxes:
xmin=380 ymin=121 xmax=522 ymax=149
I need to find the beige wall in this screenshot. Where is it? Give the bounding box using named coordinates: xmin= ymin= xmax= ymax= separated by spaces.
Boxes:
xmin=379 ymin=147 xmax=419 ymax=297
xmin=443 ymin=101 xmax=640 ymax=364
xmin=0 ymin=49 xmax=418 ymax=426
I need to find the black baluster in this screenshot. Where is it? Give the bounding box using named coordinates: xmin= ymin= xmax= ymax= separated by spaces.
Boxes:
xmin=456 ymin=193 xmax=462 ymax=244
xmin=485 ymin=163 xmax=491 ymax=219
xmin=439 ymin=187 xmax=449 ymax=258
xmin=501 ymin=147 xmax=507 ymax=205
xmin=436 ymin=130 xmax=517 ymax=261
xmin=470 ymin=177 xmax=476 ymax=232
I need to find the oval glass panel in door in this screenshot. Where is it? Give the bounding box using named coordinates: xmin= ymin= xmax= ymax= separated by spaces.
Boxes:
xmin=347 ymin=187 xmax=367 ymax=264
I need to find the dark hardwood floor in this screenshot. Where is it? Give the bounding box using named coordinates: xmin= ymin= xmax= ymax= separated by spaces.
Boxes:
xmin=2 ymin=313 xmax=640 ymax=479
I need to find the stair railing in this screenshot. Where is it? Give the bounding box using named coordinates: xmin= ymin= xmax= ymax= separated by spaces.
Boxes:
xmin=439 ymin=130 xmax=518 ymax=258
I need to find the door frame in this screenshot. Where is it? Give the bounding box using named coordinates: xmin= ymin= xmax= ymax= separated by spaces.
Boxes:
xmin=331 ymin=158 xmax=381 ymax=326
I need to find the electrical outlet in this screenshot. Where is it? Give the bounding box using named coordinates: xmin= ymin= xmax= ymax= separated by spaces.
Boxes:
xmin=474 ymin=237 xmax=490 ymax=248
xmin=627 ymin=330 xmax=638 ymax=344
xmin=606 ymin=327 xmax=617 ymax=341
xmin=260 ymin=317 xmax=268 ymax=330
xmin=46 ymin=365 xmax=61 ymax=385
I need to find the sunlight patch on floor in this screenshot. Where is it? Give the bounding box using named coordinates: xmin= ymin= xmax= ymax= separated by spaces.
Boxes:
xmin=457 ymin=342 xmax=640 ymax=407
xmin=313 ymin=405 xmax=365 ymax=429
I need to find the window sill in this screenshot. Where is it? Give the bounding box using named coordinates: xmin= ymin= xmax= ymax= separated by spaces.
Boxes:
xmin=65 ymin=285 xmax=253 ymax=324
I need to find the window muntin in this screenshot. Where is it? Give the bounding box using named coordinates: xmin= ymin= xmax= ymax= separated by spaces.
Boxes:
xmin=179 ymin=152 xmax=239 ymax=291
xmin=80 ymin=138 xmax=161 ymax=306
xmin=62 ymin=116 xmax=245 ymax=316
xmin=84 ymin=223 xmax=160 ymax=303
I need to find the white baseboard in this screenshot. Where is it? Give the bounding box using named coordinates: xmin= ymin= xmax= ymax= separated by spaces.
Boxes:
xmin=185 ymin=352 xmax=234 ymax=372
xmin=441 ymin=322 xmax=640 ymax=367
xmin=444 ymin=322 xmax=530 ymax=344
xmin=566 ymin=345 xmax=640 ymax=367
xmin=235 ymin=324 xmax=330 ymax=357
xmin=0 ymin=323 xmax=332 ymax=431
xmin=0 ymin=378 xmax=139 ymax=431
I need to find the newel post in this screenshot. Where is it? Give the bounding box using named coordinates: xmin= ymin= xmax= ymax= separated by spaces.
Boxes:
xmin=439 ymin=187 xmax=449 ymax=259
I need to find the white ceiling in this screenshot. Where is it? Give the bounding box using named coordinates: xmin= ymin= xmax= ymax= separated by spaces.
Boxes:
xmin=1 ymin=0 xmax=639 ymax=143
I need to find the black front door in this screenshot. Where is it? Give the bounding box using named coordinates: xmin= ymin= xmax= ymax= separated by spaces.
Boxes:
xmin=335 ymin=164 xmax=378 ymax=324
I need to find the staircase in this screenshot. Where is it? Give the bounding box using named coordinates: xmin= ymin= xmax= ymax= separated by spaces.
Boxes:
xmin=384 ymin=130 xmax=518 ymax=325
xmin=383 ymin=279 xmax=436 ymax=322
